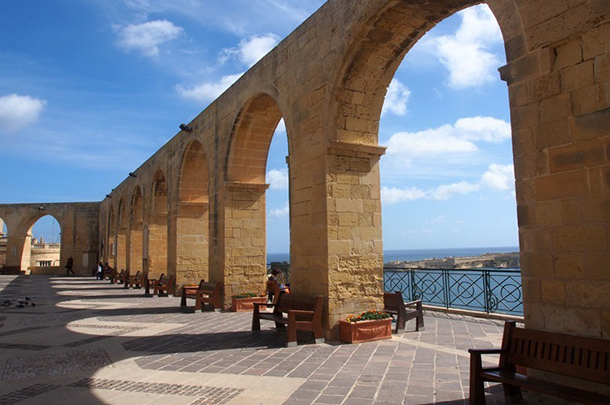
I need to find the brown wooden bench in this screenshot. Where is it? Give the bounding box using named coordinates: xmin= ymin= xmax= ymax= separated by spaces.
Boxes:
xmin=194 ymin=281 xmax=222 ymax=311
xmin=145 ymin=273 xmax=174 ymax=297
xmin=252 ymin=293 xmax=324 ymax=347
xmin=127 ymin=270 xmax=143 ymax=289
xmin=111 ymin=269 xmax=126 ymax=284
xmin=383 ymin=291 xmax=424 ymax=333
xmin=469 ymin=320 xmax=610 ymax=405
xmin=180 ymin=279 xmax=206 ymax=307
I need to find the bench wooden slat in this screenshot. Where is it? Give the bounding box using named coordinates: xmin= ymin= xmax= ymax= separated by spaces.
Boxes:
xmin=480 ymin=370 xmax=610 ymax=405
xmin=469 ymin=321 xmax=610 ymax=405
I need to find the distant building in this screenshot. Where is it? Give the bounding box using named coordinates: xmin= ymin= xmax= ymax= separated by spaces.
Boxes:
xmin=0 ymin=233 xmax=60 ymax=271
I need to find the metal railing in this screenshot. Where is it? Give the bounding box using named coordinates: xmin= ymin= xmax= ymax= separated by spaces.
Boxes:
xmin=384 ymin=267 xmax=523 ymax=316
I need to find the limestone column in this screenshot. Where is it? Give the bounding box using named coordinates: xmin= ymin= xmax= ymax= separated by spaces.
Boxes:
xmin=218 ymin=182 xmax=269 ymax=308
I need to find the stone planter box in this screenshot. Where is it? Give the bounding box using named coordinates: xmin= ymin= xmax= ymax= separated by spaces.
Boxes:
xmin=339 ymin=318 xmax=393 ymax=343
xmin=232 ymin=296 xmax=267 ymax=312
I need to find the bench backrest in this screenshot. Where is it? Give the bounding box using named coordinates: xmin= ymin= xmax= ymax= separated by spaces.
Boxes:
xmin=501 ymin=321 xmax=610 ymax=385
xmin=199 ymin=281 xmax=221 ymax=294
xmin=276 ymin=294 xmax=323 ymax=315
xmin=159 ymin=274 xmax=173 ymax=285
xmin=384 ymin=291 xmax=403 ymax=311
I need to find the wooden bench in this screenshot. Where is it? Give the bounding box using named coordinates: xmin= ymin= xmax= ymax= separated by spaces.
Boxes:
xmin=145 ymin=273 xmax=174 ymax=297
xmin=127 ymin=270 xmax=143 ymax=289
xmin=179 ymin=280 xmax=222 ymax=311
xmin=383 ymin=291 xmax=424 ymax=333
xmin=194 ymin=281 xmax=222 ymax=311
xmin=469 ymin=320 xmax=610 ymax=405
xmin=252 ymin=293 xmax=324 ymax=347
xmin=111 ymin=269 xmax=126 ymax=284
xmin=180 ymin=279 xmax=206 ymax=308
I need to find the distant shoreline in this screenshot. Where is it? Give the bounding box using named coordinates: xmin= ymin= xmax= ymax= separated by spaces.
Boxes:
xmin=268 ymin=246 xmax=520 ymax=266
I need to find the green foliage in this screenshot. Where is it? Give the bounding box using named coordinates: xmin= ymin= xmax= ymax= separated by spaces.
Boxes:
xmin=345 ymin=310 xmax=391 ymax=323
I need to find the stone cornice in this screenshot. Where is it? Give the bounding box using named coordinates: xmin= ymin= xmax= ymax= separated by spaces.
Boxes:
xmin=328 ymin=140 xmax=387 ymax=158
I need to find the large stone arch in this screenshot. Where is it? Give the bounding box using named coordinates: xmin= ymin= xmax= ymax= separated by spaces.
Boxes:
xmin=116 ymin=197 xmax=128 ymax=271
xmin=0 ymin=203 xmax=99 ymax=275
xmin=175 ymin=139 xmax=210 ymax=288
xmin=130 ymin=186 xmax=144 ymax=275
xmin=107 ymin=205 xmax=116 ymax=268
xmin=147 ymin=169 xmax=168 ymax=280
xmin=218 ymin=93 xmax=287 ymax=304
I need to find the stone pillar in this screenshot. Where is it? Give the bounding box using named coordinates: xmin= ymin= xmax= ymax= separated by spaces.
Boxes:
xmin=507 ymin=3 xmax=610 ymax=338
xmin=326 ymin=141 xmax=386 ymax=338
xmin=175 ymin=202 xmax=209 ymax=288
xmin=221 ymin=182 xmax=269 ymax=308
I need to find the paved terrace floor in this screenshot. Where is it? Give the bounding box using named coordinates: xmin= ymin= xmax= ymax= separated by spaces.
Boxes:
xmin=0 ymin=275 xmax=526 ymax=405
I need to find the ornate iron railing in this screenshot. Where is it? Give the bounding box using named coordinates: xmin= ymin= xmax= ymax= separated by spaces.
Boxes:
xmin=384 ymin=267 xmax=523 ymax=316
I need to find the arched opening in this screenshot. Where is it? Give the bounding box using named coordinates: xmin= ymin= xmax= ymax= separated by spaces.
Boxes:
xmin=0 ymin=217 xmax=7 ymax=271
xmin=148 ymin=170 xmax=168 ymax=279
xmin=328 ymin=0 xmax=522 ymax=324
xmin=176 ymin=140 xmax=210 ymax=287
xmin=224 ymin=93 xmax=286 ymax=299
xmin=130 ymin=187 xmax=144 ymax=275
xmin=375 ymin=6 xmax=519 ymax=315
xmin=116 ymin=197 xmax=128 ymax=271
xmin=108 ymin=206 xmax=116 ymax=268
xmin=26 ymin=215 xmax=61 ymax=275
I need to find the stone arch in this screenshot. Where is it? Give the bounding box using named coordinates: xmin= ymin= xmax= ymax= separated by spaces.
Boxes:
xmin=332 ymin=0 xmax=521 ymax=145
xmin=226 ymin=93 xmax=285 ymax=183
xmin=323 ymin=0 xmax=525 ymax=327
xmin=23 ymin=213 xmax=62 ymax=274
xmin=108 ymin=205 xmax=116 ymax=268
xmin=116 ymin=197 xmax=128 ymax=271
xmin=148 ymin=169 xmax=168 ymax=279
xmin=221 ymin=93 xmax=286 ymax=301
xmin=176 ymin=140 xmax=210 ymax=287
xmin=130 ymin=186 xmax=144 ymax=274
xmin=0 ymin=216 xmax=6 ymax=271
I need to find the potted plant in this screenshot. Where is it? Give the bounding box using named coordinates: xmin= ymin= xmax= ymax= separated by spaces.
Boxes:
xmin=339 ymin=310 xmax=393 ymax=343
xmin=231 ymin=292 xmax=267 ymax=312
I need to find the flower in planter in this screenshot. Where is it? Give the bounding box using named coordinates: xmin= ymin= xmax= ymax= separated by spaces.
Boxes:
xmin=232 ymin=292 xmax=266 ymax=299
xmin=345 ymin=310 xmax=391 ymax=323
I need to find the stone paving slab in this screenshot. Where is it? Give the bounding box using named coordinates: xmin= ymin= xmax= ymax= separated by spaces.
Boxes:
xmin=0 ymin=275 xmax=539 ymax=404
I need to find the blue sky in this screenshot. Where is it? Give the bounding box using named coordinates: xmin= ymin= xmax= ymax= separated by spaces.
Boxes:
xmin=0 ymin=1 xmax=518 ymax=253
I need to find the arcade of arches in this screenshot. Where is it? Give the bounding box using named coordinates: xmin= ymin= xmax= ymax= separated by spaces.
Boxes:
xmin=1 ymin=0 xmax=609 ymax=340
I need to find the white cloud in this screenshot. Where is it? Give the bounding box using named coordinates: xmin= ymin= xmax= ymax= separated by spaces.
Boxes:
xmin=382 ymin=79 xmax=411 ymax=116
xmin=219 ymin=33 xmax=280 ymax=67
xmin=433 ymin=5 xmax=503 ymax=89
xmin=176 ymin=73 xmax=244 ymax=103
xmin=381 ymin=186 xmax=427 ymax=204
xmin=430 ymin=181 xmax=480 ymax=200
xmin=267 ymin=168 xmax=288 ymax=190
xmin=0 ymin=94 xmax=46 ymax=132
xmin=385 ymin=116 xmax=510 ymax=165
xmin=481 ymin=164 xmax=514 ymax=191
xmin=116 ymin=20 xmax=183 ymax=57
xmin=269 ymin=204 xmax=289 ymax=218
xmin=455 ymin=116 xmax=511 ymax=143
xmin=382 ymin=163 xmax=515 ymax=205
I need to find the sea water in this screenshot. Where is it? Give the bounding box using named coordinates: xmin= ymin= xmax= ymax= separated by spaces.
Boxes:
xmin=268 ymin=246 xmax=519 ymax=264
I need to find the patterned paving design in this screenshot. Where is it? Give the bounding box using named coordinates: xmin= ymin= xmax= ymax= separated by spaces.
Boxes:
xmin=2 ymin=348 xmax=112 ymax=380
xmin=70 ymin=378 xmax=243 ymax=404
xmin=0 ymin=384 xmax=60 ymax=405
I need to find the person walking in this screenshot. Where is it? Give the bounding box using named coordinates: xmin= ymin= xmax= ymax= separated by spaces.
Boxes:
xmin=65 ymin=256 xmax=75 ymax=276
